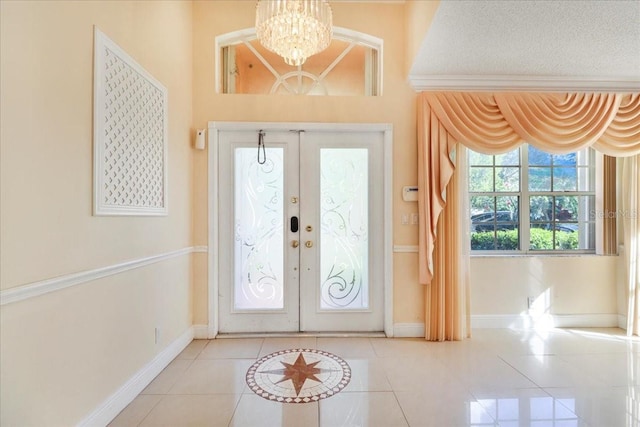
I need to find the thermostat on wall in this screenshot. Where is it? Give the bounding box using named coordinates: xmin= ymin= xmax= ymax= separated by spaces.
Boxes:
xmin=402 ymin=186 xmax=418 ymax=202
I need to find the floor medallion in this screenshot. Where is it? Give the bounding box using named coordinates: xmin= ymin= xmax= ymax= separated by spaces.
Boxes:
xmin=246 ymin=348 xmax=351 ymax=403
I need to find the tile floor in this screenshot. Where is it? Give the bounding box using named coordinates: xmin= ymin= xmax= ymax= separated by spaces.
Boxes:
xmin=109 ymin=328 xmax=640 ymax=427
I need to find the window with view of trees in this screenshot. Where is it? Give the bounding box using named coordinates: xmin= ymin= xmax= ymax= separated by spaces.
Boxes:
xmin=469 ymin=145 xmax=596 ymax=252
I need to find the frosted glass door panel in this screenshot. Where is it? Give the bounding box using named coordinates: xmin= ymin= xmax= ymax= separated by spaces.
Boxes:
xmin=217 ymin=127 xmax=387 ymax=333
xmin=320 ymin=149 xmax=369 ymax=310
xmin=234 ymin=147 xmax=284 ymax=310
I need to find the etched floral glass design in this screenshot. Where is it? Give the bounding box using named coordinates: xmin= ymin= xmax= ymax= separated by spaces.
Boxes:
xmin=320 ymin=148 xmax=369 ymax=310
xmin=234 ymin=147 xmax=284 ymax=310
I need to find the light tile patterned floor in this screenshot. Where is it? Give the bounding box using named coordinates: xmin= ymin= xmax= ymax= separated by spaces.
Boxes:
xmin=109 ymin=328 xmax=640 ymax=427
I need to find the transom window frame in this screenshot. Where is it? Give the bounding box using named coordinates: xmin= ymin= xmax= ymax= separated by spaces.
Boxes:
xmin=214 ymin=27 xmax=383 ymax=96
xmin=468 ymin=144 xmax=602 ymax=255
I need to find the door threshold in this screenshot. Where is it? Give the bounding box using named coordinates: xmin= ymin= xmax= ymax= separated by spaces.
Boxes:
xmin=215 ymin=331 xmax=387 ymax=339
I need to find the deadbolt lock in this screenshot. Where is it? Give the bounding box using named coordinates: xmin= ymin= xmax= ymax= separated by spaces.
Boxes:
xmin=305 ymin=225 xmax=313 ymax=232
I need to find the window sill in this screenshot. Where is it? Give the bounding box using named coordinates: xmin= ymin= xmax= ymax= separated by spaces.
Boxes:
xmin=470 ymin=251 xmax=614 ymax=258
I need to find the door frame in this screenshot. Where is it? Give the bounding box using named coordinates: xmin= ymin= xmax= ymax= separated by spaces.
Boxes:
xmin=207 ymin=121 xmax=394 ymax=337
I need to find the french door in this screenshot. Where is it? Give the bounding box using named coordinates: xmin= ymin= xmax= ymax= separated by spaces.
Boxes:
xmin=214 ymin=124 xmax=390 ymax=334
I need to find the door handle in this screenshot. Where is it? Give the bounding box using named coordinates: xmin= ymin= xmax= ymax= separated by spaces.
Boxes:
xmin=305 ymin=241 xmax=313 ymax=248
xmin=292 ymin=240 xmax=299 ymax=248
xmin=291 ymin=216 xmax=299 ymax=233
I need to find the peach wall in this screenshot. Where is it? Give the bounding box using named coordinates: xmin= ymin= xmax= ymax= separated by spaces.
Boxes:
xmin=470 ymin=256 xmax=618 ymax=318
xmin=467 ymin=165 xmax=622 ymax=327
xmin=405 ymin=0 xmax=440 ymax=76
xmin=191 ymin=1 xmax=424 ymax=326
xmin=1 ymin=258 xmax=191 ymax=425
xmin=0 ymin=1 xmax=193 ymax=424
xmin=1 ymin=1 xmax=193 ymax=289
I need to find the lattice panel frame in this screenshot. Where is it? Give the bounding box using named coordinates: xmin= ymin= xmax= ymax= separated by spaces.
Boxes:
xmin=93 ymin=27 xmax=168 ymax=216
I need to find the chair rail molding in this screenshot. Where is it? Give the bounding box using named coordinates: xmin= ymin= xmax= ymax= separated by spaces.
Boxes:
xmin=0 ymin=247 xmax=201 ymax=305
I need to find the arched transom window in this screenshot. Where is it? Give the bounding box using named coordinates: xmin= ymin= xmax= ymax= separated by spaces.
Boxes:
xmin=216 ymin=27 xmax=383 ymax=96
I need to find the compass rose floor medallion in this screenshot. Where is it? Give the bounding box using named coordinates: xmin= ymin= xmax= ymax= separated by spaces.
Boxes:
xmin=246 ymin=348 xmax=351 ymax=404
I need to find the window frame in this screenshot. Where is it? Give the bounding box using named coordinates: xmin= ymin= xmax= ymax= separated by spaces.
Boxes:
xmin=469 ymin=144 xmax=599 ymax=255
xmin=214 ymin=26 xmax=384 ymax=96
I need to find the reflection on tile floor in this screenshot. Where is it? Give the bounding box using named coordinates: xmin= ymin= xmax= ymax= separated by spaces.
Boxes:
xmin=110 ymin=328 xmax=640 ymax=427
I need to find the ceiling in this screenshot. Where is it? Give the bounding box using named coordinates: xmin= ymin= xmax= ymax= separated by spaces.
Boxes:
xmin=409 ymin=0 xmax=640 ymax=91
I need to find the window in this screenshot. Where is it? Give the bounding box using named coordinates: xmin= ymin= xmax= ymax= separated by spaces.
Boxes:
xmin=216 ymin=28 xmax=382 ymax=96
xmin=469 ymin=145 xmax=596 ymax=252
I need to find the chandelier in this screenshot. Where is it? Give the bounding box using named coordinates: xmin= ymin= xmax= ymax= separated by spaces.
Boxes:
xmin=255 ymin=0 xmax=333 ymax=67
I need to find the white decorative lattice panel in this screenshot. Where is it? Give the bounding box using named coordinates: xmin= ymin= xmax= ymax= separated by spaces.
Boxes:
xmin=93 ymin=28 xmax=168 ymax=216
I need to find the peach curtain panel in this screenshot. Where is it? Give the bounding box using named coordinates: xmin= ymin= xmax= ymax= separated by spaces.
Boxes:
xmin=621 ymin=155 xmax=640 ymax=336
xmin=418 ymin=92 xmax=640 ymax=340
xmin=424 ymin=145 xmax=471 ymax=341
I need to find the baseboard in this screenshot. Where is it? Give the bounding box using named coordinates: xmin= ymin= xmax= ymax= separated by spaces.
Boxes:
xmin=618 ymin=314 xmax=628 ymax=330
xmin=77 ymin=326 xmax=194 ymax=427
xmin=192 ymin=324 xmax=210 ymax=339
xmin=393 ymin=323 xmax=425 ymax=338
xmin=471 ymin=313 xmax=620 ymax=329
xmin=552 ymin=314 xmax=619 ymax=328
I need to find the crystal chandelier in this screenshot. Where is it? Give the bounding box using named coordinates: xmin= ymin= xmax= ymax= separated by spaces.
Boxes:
xmin=255 ymin=0 xmax=333 ymax=67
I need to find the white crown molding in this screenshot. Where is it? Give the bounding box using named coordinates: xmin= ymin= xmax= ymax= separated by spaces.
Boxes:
xmin=77 ymin=326 xmax=194 ymax=427
xmin=1 ymin=247 xmax=200 ymax=306
xmin=409 ymin=75 xmax=640 ymax=93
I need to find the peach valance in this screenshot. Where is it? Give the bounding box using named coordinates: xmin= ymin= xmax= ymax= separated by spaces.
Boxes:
xmin=418 ymin=91 xmax=640 ymax=284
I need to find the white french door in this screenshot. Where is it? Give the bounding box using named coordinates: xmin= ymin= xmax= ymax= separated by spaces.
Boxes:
xmin=214 ymin=124 xmax=391 ymax=334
